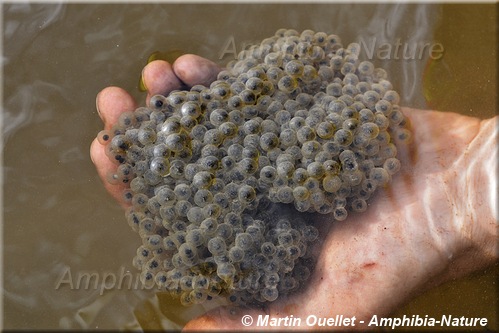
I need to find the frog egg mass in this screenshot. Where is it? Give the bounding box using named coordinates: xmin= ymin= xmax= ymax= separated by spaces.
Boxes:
xmin=100 ymin=29 xmax=411 ymax=306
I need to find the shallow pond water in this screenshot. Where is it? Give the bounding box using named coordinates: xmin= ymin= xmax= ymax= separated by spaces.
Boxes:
xmin=2 ymin=2 xmax=496 ymax=330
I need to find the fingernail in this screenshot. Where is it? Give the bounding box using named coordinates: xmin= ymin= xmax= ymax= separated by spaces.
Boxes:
xmin=95 ymin=91 xmax=103 ymax=118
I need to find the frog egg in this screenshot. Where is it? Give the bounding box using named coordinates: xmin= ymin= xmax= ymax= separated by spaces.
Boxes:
xmin=260 ymin=242 xmax=276 ymax=257
xmin=228 ymin=246 xmax=244 ymax=263
xmin=116 ymin=163 xmax=134 ymax=181
xmin=369 ymin=167 xmax=391 ymax=186
xmin=286 ymin=244 xmax=301 ymax=260
xmin=292 ymin=186 xmax=310 ymax=201
xmin=189 ymin=289 xmax=208 ymax=304
xmin=97 ymin=130 xmax=112 ymax=145
xmin=277 ymin=75 xmax=298 ymax=93
xmin=283 ymin=60 xmax=304 ymax=77
xmin=175 ymin=200 xmax=192 ymax=217
xmin=192 ymin=171 xmax=214 ymax=189
xmin=143 ymin=169 xmax=162 ymax=186
xmin=381 ymin=89 xmax=400 ymax=104
xmin=179 ymin=243 xmax=198 ymax=265
xmin=266 ymin=66 xmax=285 ymax=84
xmin=219 ymin=122 xmax=238 ymax=139
xmin=299 ymin=225 xmax=318 ymax=242
xmin=363 ymin=90 xmax=381 ymax=109
xmin=275 ymin=186 xmax=294 ymax=204
xmin=245 ymin=76 xmax=264 ymax=93
xmin=357 ymin=123 xmax=380 ymax=140
xmin=193 ymin=189 xmax=213 ymax=207
xmin=154 ymin=187 xmax=176 ymax=207
xmin=211 ymin=83 xmax=231 ymax=100
xmin=109 ymin=134 xmax=131 ymax=153
xmin=180 ymin=292 xmax=193 ymax=306
xmin=372 ymin=68 xmax=388 ymax=81
xmin=304 ymin=114 xmax=322 ymax=129
xmin=383 ymin=157 xmax=401 ymax=175
xmin=325 ymin=82 xmax=343 ymax=97
xmin=242 ymin=119 xmax=261 ymax=135
xmin=198 ymin=156 xmax=220 ymax=172
xmin=238 ymin=89 xmax=256 ymax=105
xmin=287 ymin=116 xmax=304 ymax=131
xmin=358 ymin=108 xmax=375 ymax=123
xmin=340 ymin=61 xmax=356 ymax=75
xmin=215 ymin=223 xmax=233 ymax=240
xmin=374 ymin=99 xmax=393 ymax=116
xmin=235 ymin=233 xmax=253 ymax=250
xmin=237 ymin=184 xmax=256 ymax=204
xmin=208 ymin=237 xmax=227 ymax=256
xmin=149 ymin=94 xmax=168 ymax=110
xmin=187 ymin=124 xmax=207 ymax=140
xmin=333 ymin=207 xmax=348 ymax=221
xmin=333 ymin=129 xmax=353 ymax=146
xmin=264 ymin=52 xmax=283 ymax=67
xmin=171 ymin=220 xmax=187 ymax=232
xmin=217 ymin=263 xmax=236 ymax=281
xmin=187 ymin=207 xmax=204 ymax=224
xmin=341 ymin=117 xmax=358 ymax=133
xmin=200 ymin=217 xmax=218 ymax=235
xmin=193 ymin=275 xmax=209 ymax=290
xmin=297 ymin=125 xmax=317 ymax=143
xmin=209 ymin=108 xmax=229 ymax=126
xmin=224 ymin=182 xmax=240 ymax=200
xmin=341 ymin=84 xmax=358 ymax=97
xmin=307 ymin=161 xmax=325 ymax=179
xmin=259 ymin=120 xmax=279 ymax=136
xmin=343 ymin=72 xmax=359 ymax=85
xmin=161 ymin=117 xmax=182 ymax=135
xmin=379 ymin=143 xmax=397 ymax=159
xmin=260 ymin=165 xmax=277 ymax=184
xmin=276 ymin=231 xmax=294 ymax=247
xmin=276 ymin=161 xmax=295 ymax=178
xmin=236 ymin=158 xmax=257 ymax=176
xmin=201 ymin=202 xmax=220 ymax=219
xmin=341 ymin=105 xmax=358 ymax=119
xmin=357 ymin=60 xmax=375 ymax=76
xmin=395 ymin=128 xmax=411 ymax=144
xmin=159 ymin=204 xmax=177 ymax=221
xmin=131 ymin=193 xmax=148 ymax=210
xmin=389 ymin=109 xmax=405 ymax=126
xmin=371 ymin=83 xmax=385 ymax=96
xmin=140 ymin=270 xmax=156 ymax=288
xmin=351 ymin=198 xmax=368 ymax=213
xmin=289 ymin=167 xmax=306 ymax=184
xmin=180 ymin=101 xmax=201 ymax=118
xmin=343 ymin=169 xmax=364 ymax=186
xmin=173 ymin=183 xmax=192 ymax=201
xmin=230 ymin=80 xmax=246 ymax=95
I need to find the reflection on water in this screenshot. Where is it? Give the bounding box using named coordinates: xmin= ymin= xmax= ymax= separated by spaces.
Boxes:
xmin=2 ymin=2 xmax=496 ymax=330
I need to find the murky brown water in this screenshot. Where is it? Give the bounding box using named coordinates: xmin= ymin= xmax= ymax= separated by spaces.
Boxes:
xmin=2 ymin=3 xmax=496 ymax=330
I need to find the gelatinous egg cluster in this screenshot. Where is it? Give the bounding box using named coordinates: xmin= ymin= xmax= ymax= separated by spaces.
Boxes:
xmin=98 ymin=29 xmax=410 ymax=306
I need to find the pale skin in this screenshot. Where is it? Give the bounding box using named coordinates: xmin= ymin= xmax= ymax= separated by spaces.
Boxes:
xmin=90 ymin=54 xmax=498 ymax=330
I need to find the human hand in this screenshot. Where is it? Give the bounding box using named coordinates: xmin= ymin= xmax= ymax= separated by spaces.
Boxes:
xmin=90 ymin=55 xmax=497 ymax=331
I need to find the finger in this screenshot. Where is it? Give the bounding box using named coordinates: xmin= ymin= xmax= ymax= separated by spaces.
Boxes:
xmin=142 ymin=60 xmax=184 ymax=105
xmin=173 ymin=54 xmax=221 ymax=87
xmin=92 ymin=86 xmax=138 ymax=207
xmin=96 ymin=86 xmax=137 ymax=130
xmin=90 ymin=137 xmax=129 ymax=207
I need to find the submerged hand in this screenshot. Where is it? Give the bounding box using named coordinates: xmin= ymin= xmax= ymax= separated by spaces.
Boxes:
xmin=90 ymin=55 xmax=497 ymax=330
